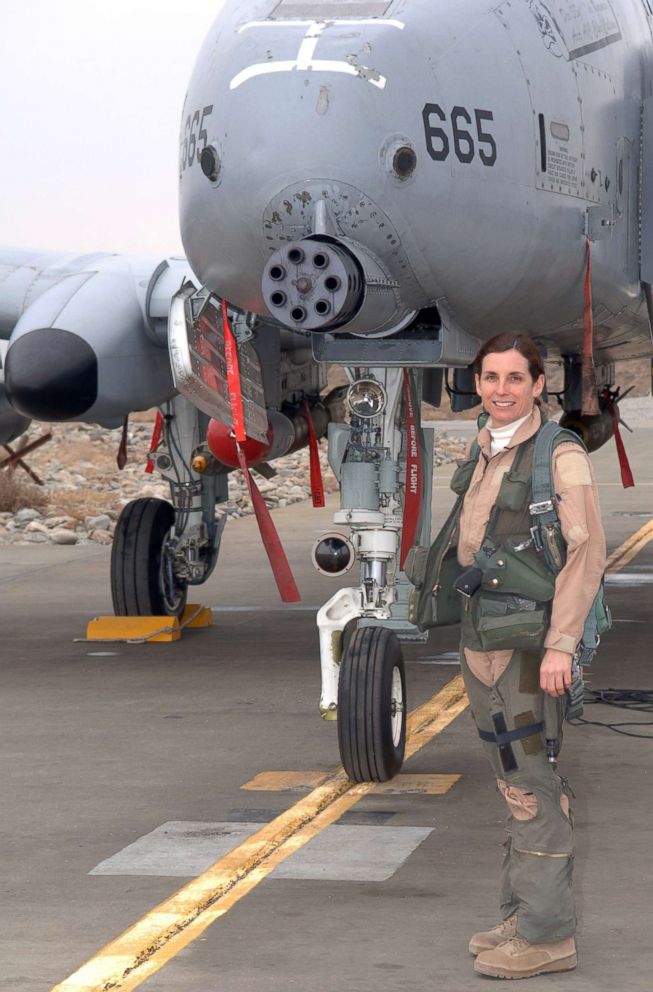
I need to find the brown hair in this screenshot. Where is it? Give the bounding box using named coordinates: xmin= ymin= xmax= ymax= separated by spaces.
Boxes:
xmin=473 ymin=332 xmax=545 ymax=381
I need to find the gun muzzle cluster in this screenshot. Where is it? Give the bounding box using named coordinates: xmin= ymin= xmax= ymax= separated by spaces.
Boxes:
xmin=262 ymin=236 xmax=415 ymax=337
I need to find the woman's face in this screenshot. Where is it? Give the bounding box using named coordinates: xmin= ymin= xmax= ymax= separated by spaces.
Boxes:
xmin=475 ymin=349 xmax=545 ymax=426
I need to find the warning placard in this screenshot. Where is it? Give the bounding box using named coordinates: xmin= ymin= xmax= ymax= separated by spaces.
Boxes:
xmin=530 ymin=0 xmax=622 ymax=59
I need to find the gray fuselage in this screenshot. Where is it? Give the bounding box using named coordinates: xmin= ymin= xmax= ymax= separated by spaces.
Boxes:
xmin=180 ymin=0 xmax=653 ymax=360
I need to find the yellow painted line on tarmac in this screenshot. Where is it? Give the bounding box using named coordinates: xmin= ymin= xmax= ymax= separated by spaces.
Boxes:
xmin=51 ymin=675 xmax=468 ymax=992
xmin=242 ymin=770 xmax=460 ymax=795
xmin=606 ymin=517 xmax=653 ymax=574
xmin=370 ymin=773 xmax=461 ymax=795
xmin=242 ymin=770 xmax=329 ymax=791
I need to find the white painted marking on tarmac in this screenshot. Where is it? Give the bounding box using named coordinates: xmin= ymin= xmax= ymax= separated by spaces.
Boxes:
xmin=605 ymin=572 xmax=653 ymax=586
xmin=87 ymin=652 xmax=118 ymax=657
xmin=89 ymin=820 xmax=433 ymax=882
xmin=611 ymin=512 xmax=653 ymax=518
xmin=212 ymin=605 xmax=322 ymax=612
xmin=90 ymin=822 xmax=261 ymax=877
xmin=274 ymin=824 xmax=433 ymax=881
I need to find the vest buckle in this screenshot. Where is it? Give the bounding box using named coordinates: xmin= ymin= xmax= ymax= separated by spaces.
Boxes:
xmin=528 ymin=499 xmax=554 ymax=515
xmin=530 ymin=524 xmax=544 ymax=552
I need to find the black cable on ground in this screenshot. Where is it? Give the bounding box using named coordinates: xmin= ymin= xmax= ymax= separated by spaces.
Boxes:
xmin=569 ymin=688 xmax=653 ymax=739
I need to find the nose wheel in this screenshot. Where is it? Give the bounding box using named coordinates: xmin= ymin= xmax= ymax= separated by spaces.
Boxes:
xmin=337 ymin=626 xmax=406 ymax=782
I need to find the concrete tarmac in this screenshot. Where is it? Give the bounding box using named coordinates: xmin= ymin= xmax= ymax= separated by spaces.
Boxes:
xmin=1 ymin=431 xmax=652 ymax=992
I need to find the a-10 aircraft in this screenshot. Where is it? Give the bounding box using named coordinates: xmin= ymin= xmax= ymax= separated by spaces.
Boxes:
xmin=1 ymin=0 xmax=651 ymax=782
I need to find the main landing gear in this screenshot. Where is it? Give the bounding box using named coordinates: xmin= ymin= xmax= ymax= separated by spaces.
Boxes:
xmin=110 ymin=394 xmax=228 ymax=619
xmin=315 ymin=367 xmax=434 ymax=783
xmin=111 ymin=498 xmax=187 ymax=617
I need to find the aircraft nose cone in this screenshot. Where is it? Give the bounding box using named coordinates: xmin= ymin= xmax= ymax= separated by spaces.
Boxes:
xmin=5 ymin=328 xmax=98 ymax=420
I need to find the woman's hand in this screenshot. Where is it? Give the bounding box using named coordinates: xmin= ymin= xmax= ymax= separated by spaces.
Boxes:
xmin=540 ymin=649 xmax=573 ymax=697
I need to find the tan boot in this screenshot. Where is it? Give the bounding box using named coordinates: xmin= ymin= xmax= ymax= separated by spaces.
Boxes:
xmin=474 ymin=935 xmax=577 ymax=979
xmin=468 ymin=914 xmax=518 ymax=956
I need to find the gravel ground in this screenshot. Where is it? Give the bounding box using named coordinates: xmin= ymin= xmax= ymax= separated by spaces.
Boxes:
xmin=0 ymin=416 xmax=467 ymax=546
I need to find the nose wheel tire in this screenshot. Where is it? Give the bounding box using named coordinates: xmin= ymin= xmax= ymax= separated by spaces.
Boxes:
xmin=337 ymin=626 xmax=406 ymax=783
xmin=111 ymin=497 xmax=188 ymax=618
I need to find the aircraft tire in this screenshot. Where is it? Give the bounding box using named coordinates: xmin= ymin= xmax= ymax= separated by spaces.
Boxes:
xmin=111 ymin=497 xmax=188 ymax=618
xmin=337 ymin=626 xmax=406 ymax=783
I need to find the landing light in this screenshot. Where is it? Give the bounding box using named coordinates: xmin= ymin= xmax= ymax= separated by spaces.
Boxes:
xmin=346 ymin=379 xmax=386 ymax=419
xmin=312 ymin=533 xmax=355 ymax=576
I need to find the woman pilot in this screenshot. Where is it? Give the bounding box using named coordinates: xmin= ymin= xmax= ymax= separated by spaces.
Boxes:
xmin=442 ymin=333 xmax=605 ymax=979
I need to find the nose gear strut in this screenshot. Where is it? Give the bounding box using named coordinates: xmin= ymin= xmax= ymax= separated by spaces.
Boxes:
xmin=316 ymin=366 xmax=434 ymax=782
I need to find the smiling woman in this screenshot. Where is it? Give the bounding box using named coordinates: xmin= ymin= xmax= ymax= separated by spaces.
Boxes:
xmin=473 ymin=332 xmax=546 ymax=426
xmin=436 ymin=331 xmax=608 ymax=979
xmin=410 ymin=331 xmax=608 ymax=978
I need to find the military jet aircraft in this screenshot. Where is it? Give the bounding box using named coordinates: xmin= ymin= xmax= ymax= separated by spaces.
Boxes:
xmin=1 ymin=0 xmax=652 ymax=782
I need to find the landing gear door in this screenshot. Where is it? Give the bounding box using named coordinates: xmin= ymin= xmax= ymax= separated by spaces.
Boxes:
xmin=169 ymin=284 xmax=268 ymax=442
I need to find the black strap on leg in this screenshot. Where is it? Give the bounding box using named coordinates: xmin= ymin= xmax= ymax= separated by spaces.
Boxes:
xmin=478 ymin=714 xmax=544 ymax=773
xmin=478 ymin=721 xmax=545 ymax=746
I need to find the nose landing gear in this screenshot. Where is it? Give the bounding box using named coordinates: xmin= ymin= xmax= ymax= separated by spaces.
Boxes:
xmin=318 ymin=367 xmax=433 ymax=783
xmin=337 ymin=626 xmax=406 ymax=782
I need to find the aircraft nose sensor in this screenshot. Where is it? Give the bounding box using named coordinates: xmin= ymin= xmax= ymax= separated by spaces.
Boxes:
xmin=262 ymin=237 xmax=416 ymax=337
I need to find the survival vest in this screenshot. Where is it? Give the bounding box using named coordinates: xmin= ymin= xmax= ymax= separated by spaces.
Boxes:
xmin=407 ymin=419 xmax=611 ymax=662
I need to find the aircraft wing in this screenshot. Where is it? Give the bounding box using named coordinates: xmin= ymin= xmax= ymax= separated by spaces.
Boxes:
xmin=0 ymin=248 xmax=197 ymax=434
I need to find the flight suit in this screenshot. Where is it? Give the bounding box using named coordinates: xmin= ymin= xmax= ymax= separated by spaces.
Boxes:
xmin=457 ymin=406 xmax=605 ymax=943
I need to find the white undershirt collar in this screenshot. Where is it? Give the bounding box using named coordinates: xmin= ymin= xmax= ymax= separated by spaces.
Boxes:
xmin=487 ymin=412 xmax=531 ymax=457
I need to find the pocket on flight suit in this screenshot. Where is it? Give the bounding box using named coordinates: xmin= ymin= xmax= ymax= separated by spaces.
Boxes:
xmin=473 ymin=594 xmax=548 ymax=651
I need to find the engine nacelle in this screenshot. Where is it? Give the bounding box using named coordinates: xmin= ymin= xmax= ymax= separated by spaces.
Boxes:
xmin=2 ymin=254 xmax=194 ymax=428
xmin=0 ymin=384 xmax=31 ymax=445
xmin=0 ymin=342 xmax=31 ymax=444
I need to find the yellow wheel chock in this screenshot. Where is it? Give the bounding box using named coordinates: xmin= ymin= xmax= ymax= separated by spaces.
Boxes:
xmin=82 ymin=605 xmax=212 ymax=644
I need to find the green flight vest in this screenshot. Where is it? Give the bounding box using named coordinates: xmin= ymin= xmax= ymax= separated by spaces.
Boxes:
xmin=407 ymin=418 xmax=611 ymax=657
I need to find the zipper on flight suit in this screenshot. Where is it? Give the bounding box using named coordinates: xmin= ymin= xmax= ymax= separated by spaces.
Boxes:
xmin=544 ymin=524 xmax=564 ymax=570
xmin=432 ymin=450 xmax=490 ymax=600
xmin=431 ymin=527 xmax=458 ymax=595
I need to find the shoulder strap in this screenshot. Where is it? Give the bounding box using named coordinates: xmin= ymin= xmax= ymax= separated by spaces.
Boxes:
xmin=531 ymin=421 xmax=587 ymax=509
xmin=530 ymin=422 xmax=587 ymax=574
xmin=449 ymin=438 xmax=483 ymax=497
xmin=531 ymin=422 xmax=609 ymax=659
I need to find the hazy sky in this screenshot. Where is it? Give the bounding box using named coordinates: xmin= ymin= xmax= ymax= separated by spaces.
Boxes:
xmin=0 ymin=1 xmax=224 ymax=256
